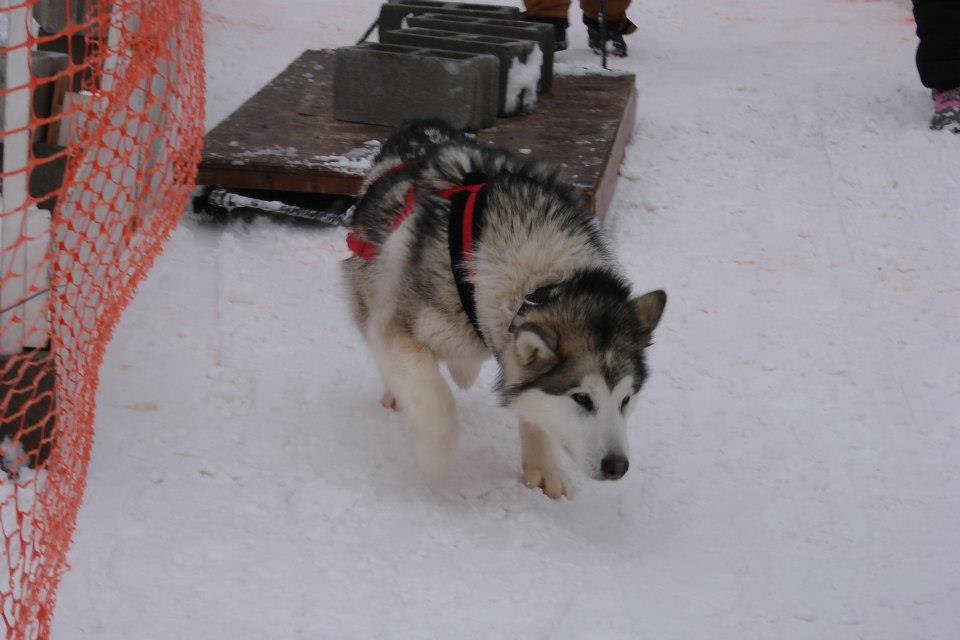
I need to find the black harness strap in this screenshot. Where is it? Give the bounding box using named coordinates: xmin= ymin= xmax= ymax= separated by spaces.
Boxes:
xmin=445 ymin=173 xmax=488 ymax=345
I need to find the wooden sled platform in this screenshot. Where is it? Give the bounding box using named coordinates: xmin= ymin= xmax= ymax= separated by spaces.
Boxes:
xmin=199 ymin=50 xmax=637 ymax=219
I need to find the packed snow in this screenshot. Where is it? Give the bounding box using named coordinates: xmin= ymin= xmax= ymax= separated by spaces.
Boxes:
xmin=206 ymin=143 xmax=377 ymax=173
xmin=211 ymin=191 xmax=289 ymax=213
xmin=504 ymin=46 xmax=543 ymax=113
xmin=553 ymin=61 xmax=634 ymax=77
xmin=50 ymin=0 xmax=959 ymax=638
xmin=1 ymin=465 xmax=46 ymax=607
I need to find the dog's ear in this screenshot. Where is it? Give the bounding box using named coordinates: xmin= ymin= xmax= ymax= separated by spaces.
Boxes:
xmin=632 ymin=290 xmax=667 ymax=334
xmin=513 ymin=323 xmax=558 ymax=369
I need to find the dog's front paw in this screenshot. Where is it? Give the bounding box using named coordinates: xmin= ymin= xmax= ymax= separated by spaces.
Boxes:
xmin=523 ymin=463 xmax=573 ymax=500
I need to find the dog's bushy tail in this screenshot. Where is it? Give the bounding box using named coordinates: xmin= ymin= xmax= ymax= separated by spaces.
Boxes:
xmin=375 ymin=119 xmax=474 ymax=163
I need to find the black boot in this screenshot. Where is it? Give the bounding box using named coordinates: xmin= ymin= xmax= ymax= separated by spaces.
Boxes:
xmin=522 ymin=15 xmax=569 ymax=52
xmin=584 ymin=16 xmax=628 ymax=58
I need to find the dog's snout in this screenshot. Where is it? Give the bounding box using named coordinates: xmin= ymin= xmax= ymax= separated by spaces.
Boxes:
xmin=600 ymin=455 xmax=629 ymax=480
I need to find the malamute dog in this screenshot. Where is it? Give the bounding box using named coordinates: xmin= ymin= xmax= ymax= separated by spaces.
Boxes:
xmin=342 ymin=120 xmax=666 ymax=499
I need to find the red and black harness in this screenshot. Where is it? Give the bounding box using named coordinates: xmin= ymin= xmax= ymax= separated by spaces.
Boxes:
xmin=347 ymin=164 xmax=489 ymax=343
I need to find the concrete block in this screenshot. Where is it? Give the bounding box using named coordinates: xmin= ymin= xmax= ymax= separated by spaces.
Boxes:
xmin=32 ymin=0 xmax=87 ymax=33
xmin=381 ymin=28 xmax=540 ymax=116
xmin=0 ymin=51 xmax=70 ymax=135
xmin=406 ymin=14 xmax=554 ymax=94
xmin=333 ymin=43 xmax=498 ymax=131
xmin=378 ymin=1 xmax=520 ymax=36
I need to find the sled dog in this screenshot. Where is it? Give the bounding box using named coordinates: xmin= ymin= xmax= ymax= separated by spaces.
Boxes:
xmin=342 ymin=120 xmax=666 ymax=499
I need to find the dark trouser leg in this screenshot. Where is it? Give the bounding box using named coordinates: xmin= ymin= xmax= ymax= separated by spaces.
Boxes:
xmin=580 ymin=0 xmax=636 ymax=34
xmin=522 ymin=0 xmax=572 ymax=50
xmin=522 ymin=0 xmax=572 ymax=19
xmin=914 ymin=0 xmax=960 ymax=90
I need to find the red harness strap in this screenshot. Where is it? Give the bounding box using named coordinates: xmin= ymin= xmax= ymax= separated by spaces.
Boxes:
xmin=437 ymin=183 xmax=485 ymax=275
xmin=347 ymin=181 xmax=486 ymax=270
xmin=345 ymin=231 xmax=378 ymax=262
xmin=345 ymin=186 xmax=417 ymax=261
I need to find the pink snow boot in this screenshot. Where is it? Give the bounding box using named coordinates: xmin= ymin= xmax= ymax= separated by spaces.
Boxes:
xmin=931 ymin=87 xmax=960 ymax=133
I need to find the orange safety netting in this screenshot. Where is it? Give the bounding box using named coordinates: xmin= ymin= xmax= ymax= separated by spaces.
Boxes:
xmin=0 ymin=0 xmax=204 ymax=636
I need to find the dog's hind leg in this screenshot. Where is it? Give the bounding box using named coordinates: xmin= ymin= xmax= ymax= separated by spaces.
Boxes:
xmin=371 ymin=332 xmax=458 ymax=476
xmin=446 ymin=355 xmax=485 ymax=390
xmin=520 ymin=420 xmax=573 ymax=500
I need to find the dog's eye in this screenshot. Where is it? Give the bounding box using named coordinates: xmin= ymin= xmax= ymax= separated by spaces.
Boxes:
xmin=620 ymin=396 xmax=631 ymax=412
xmin=570 ymin=393 xmax=594 ymax=412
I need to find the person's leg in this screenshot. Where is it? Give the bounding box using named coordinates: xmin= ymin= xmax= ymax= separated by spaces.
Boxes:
xmin=522 ymin=0 xmax=572 ymax=51
xmin=523 ymin=0 xmax=572 ymax=20
xmin=913 ymin=0 xmax=960 ymax=131
xmin=580 ymin=0 xmax=636 ymax=57
xmin=914 ymin=0 xmax=960 ymax=90
xmin=580 ymin=0 xmax=635 ymax=32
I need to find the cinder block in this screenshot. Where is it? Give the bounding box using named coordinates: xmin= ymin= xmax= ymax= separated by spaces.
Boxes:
xmin=0 ymin=51 xmax=70 ymax=135
xmin=378 ymin=1 xmax=520 ymax=36
xmin=333 ymin=43 xmax=498 ymax=131
xmin=406 ymin=14 xmax=554 ymax=94
xmin=381 ymin=28 xmax=540 ymax=116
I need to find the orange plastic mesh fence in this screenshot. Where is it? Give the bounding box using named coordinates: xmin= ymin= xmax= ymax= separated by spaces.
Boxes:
xmin=0 ymin=0 xmax=204 ymax=636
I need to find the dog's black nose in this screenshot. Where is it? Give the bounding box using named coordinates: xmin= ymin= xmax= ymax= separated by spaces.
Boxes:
xmin=601 ymin=455 xmax=629 ymax=480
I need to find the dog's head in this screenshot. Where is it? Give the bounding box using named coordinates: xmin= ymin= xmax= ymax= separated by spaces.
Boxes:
xmin=500 ymin=269 xmax=666 ymax=481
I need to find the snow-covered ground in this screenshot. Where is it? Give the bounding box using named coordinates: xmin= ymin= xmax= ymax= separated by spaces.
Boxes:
xmin=51 ymin=0 xmax=959 ymax=638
